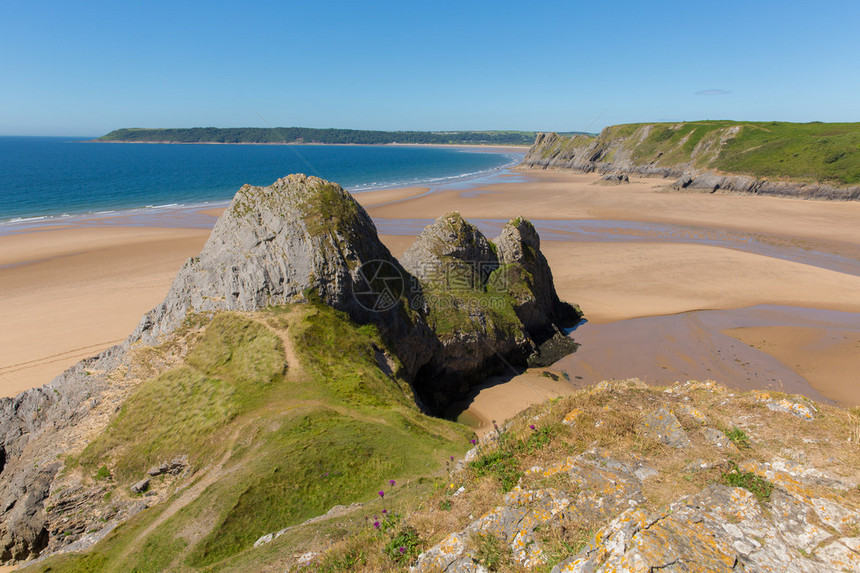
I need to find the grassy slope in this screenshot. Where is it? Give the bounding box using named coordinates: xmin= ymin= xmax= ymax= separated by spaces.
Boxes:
xmin=30 ymin=303 xmax=472 ymax=572
xmin=558 ymin=121 xmax=860 ymax=185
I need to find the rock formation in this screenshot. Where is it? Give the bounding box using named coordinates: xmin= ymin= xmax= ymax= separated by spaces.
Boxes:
xmin=0 ymin=347 xmax=127 ymax=562
xmin=133 ymin=174 xmax=435 ymax=377
xmin=0 ymin=175 xmax=579 ymax=565
xmin=599 ymin=172 xmax=629 ymax=183
xmin=493 ymin=217 xmax=580 ymax=335
xmin=400 ymin=213 xmax=580 ymax=410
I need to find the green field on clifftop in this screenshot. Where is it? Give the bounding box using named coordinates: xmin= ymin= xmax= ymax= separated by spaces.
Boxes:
xmin=570 ymin=121 xmax=860 ymax=185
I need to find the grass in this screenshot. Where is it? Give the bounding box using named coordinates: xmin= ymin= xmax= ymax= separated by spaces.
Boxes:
xmin=472 ymin=532 xmax=511 ymax=571
xmin=542 ymin=120 xmax=860 ymax=186
xmin=725 ymin=426 xmax=752 ymax=449
xmin=94 ymin=465 xmax=111 ymax=481
xmin=30 ymin=302 xmax=471 ymax=572
xmin=468 ymin=425 xmax=559 ymax=492
xmin=205 ymin=378 xmax=860 ymax=572
xmin=79 ymin=313 xmax=286 ymax=483
xmin=469 ymin=450 xmax=524 ymax=493
xmin=721 ymin=462 xmax=774 ymax=504
xmin=384 ymin=526 xmax=422 ymax=564
xmin=302 ymin=182 xmax=363 ymax=239
xmin=424 ymin=284 xmax=523 ymax=341
xmin=422 ymin=258 xmax=529 ymax=342
xmin=24 ymin=316 xmax=860 ymax=573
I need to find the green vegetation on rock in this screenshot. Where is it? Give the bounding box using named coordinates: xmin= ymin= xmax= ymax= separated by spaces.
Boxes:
xmin=619 ymin=120 xmax=860 ymax=184
xmin=80 ymin=313 xmax=286 ymax=483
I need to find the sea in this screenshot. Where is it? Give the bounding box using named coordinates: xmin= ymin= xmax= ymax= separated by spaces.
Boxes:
xmin=0 ymin=136 xmax=523 ymax=227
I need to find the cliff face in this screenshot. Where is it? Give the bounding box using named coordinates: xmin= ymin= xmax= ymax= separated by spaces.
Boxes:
xmin=522 ymin=124 xmax=860 ymax=200
xmin=0 ymin=176 xmax=579 ymax=565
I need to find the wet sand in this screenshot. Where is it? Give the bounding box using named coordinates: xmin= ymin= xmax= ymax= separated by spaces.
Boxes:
xmin=454 ymin=305 xmax=860 ymax=438
xmin=725 ymin=325 xmax=860 ymax=407
xmin=362 ymin=170 xmax=860 ymax=430
xmin=368 ymin=170 xmax=860 ymax=246
xmin=1 ymin=170 xmax=858 ymax=428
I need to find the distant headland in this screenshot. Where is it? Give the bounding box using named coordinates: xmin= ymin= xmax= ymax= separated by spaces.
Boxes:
xmin=96 ymin=127 xmax=592 ymax=146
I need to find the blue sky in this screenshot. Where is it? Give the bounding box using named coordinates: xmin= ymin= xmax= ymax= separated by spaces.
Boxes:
xmin=1 ymin=0 xmax=858 ymax=135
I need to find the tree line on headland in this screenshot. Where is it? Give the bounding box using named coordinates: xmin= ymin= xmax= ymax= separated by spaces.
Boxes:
xmin=97 ymin=127 xmax=589 ymax=146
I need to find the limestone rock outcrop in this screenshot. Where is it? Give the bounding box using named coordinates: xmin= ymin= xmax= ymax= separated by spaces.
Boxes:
xmin=133 ymin=173 xmax=435 ymax=378
xmin=494 ymin=218 xmax=580 ymax=333
xmin=400 ymin=214 xmax=581 ymax=410
xmin=400 ymin=212 xmax=497 ymax=288
xmin=414 ymin=380 xmax=860 ymax=573
xmin=0 ymin=347 xmax=127 ymax=563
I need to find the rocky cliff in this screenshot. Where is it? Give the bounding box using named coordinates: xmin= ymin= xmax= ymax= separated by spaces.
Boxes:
xmin=132 ymin=174 xmax=435 ymax=377
xmin=522 ymin=123 xmax=860 ymax=200
xmin=0 ymin=175 xmax=579 ymax=566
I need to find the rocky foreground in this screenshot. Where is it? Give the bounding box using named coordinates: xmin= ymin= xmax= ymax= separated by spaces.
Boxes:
xmin=406 ymin=379 xmax=860 ymax=572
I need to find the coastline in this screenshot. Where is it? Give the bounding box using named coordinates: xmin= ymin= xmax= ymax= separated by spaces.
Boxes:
xmin=90 ymin=140 xmax=531 ymax=151
xmin=0 ymin=153 xmax=523 ymax=230
xmin=2 ymin=170 xmax=859 ymax=431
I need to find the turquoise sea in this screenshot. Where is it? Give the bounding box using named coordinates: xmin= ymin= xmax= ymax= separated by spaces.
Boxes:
xmin=0 ymin=137 xmax=522 ymax=225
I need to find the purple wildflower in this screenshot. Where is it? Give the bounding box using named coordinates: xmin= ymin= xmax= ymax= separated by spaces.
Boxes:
xmin=382 ymin=509 xmax=387 ymax=514
xmin=399 ymin=547 xmax=406 ymax=554
xmin=389 ymin=479 xmax=396 ymax=486
xmin=450 ymin=456 xmax=454 ymax=461
xmin=378 ymin=490 xmax=385 ymax=499
xmin=470 ymin=439 xmax=477 ymax=445
xmin=529 ymin=424 xmax=536 ymax=430
xmin=373 ymin=521 xmax=380 ymax=529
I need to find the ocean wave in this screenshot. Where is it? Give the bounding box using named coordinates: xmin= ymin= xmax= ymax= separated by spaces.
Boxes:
xmin=144 ymin=203 xmax=180 ymax=209
xmin=5 ymin=215 xmax=48 ymax=224
xmin=0 ymin=200 xmax=232 ymax=233
xmin=348 ymin=156 xmax=522 ymax=194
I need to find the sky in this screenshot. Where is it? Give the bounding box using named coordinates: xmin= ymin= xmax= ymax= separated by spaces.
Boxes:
xmin=1 ymin=0 xmax=858 ymax=136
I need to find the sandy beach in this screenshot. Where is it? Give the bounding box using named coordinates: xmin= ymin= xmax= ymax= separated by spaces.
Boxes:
xmin=2 ymin=170 xmax=859 ymax=436
xmin=0 ymin=227 xmax=211 ymax=396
